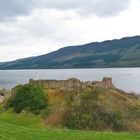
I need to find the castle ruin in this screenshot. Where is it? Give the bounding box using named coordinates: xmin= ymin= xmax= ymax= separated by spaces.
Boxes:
xmin=29 ymin=77 xmax=113 ymax=91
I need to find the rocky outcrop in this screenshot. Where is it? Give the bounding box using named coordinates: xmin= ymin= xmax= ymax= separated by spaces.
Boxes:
xmin=29 ymin=77 xmax=113 ymax=91
xmin=102 ymin=77 xmax=113 ymax=88
xmin=0 ymin=94 xmax=4 ymax=103
xmin=0 ymin=89 xmax=11 ymax=103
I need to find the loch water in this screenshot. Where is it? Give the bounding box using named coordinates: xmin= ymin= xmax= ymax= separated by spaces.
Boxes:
xmin=0 ymin=68 xmax=140 ymax=94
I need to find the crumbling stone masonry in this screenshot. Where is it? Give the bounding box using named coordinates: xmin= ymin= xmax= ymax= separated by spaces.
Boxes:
xmin=29 ymin=77 xmax=113 ymax=91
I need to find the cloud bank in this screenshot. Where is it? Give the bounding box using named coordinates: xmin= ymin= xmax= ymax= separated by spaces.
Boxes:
xmin=0 ymin=0 xmax=131 ymax=21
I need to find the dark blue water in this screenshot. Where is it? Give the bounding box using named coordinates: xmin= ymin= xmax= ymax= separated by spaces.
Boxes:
xmin=0 ymin=68 xmax=140 ymax=94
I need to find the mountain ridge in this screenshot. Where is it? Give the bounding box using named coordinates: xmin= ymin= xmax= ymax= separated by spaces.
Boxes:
xmin=0 ymin=35 xmax=140 ymax=69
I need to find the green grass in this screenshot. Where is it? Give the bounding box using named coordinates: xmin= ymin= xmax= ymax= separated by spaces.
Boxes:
xmin=0 ymin=110 xmax=45 ymax=128
xmin=0 ymin=120 xmax=139 ymax=140
xmin=0 ymin=110 xmax=139 ymax=140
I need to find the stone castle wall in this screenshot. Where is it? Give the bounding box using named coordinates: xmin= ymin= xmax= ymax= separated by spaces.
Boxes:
xmin=0 ymin=77 xmax=112 ymax=103
xmin=29 ymin=77 xmax=113 ymax=91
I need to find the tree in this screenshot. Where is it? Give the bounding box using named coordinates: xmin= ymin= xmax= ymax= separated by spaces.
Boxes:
xmin=10 ymin=83 xmax=49 ymax=114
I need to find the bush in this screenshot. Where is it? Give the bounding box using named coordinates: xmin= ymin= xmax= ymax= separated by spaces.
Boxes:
xmin=63 ymin=88 xmax=126 ymax=131
xmin=9 ymin=84 xmax=49 ymax=114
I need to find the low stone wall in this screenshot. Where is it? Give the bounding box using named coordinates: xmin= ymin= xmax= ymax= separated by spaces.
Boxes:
xmin=29 ymin=77 xmax=113 ymax=91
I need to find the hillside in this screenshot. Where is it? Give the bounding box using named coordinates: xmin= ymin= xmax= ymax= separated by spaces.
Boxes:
xmin=1 ymin=77 xmax=139 ymax=132
xmin=0 ymin=36 xmax=140 ymax=69
xmin=0 ymin=78 xmax=140 ymax=139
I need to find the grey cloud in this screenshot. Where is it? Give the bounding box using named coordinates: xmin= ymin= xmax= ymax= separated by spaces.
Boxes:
xmin=0 ymin=0 xmax=131 ymax=21
xmin=45 ymin=0 xmax=131 ymax=17
xmin=0 ymin=0 xmax=37 ymax=21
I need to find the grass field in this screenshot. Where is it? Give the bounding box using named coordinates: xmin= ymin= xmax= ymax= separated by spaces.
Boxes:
xmin=0 ymin=120 xmax=140 ymax=140
xmin=0 ymin=110 xmax=140 ymax=140
xmin=0 ymin=109 xmax=45 ymax=128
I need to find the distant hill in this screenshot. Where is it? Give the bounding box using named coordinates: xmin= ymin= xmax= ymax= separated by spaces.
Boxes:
xmin=0 ymin=36 xmax=140 ymax=69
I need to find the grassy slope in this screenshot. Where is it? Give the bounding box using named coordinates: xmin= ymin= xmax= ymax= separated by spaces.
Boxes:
xmin=0 ymin=110 xmax=45 ymax=128
xmin=0 ymin=120 xmax=140 ymax=140
xmin=0 ymin=87 xmax=140 ymax=139
xmin=0 ymin=109 xmax=139 ymax=140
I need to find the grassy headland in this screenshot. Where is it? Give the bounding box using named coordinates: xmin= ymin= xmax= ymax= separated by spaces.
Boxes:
xmin=0 ymin=78 xmax=140 ymax=139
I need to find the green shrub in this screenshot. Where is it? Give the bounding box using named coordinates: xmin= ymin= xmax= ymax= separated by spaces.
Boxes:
xmin=9 ymin=84 xmax=49 ymax=114
xmin=63 ymin=88 xmax=126 ymax=131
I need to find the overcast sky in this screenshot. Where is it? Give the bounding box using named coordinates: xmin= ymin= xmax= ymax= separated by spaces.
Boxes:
xmin=0 ymin=0 xmax=140 ymax=62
